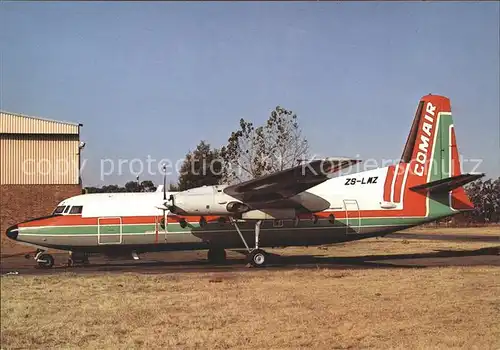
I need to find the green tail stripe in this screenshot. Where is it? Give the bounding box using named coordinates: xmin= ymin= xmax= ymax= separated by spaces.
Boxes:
xmin=428 ymin=112 xmax=454 ymax=218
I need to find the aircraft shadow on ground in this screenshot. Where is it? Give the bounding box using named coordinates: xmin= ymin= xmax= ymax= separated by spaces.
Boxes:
xmin=53 ymin=246 xmax=499 ymax=271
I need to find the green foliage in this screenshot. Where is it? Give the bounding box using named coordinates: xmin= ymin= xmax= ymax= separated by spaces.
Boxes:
xmin=220 ymin=105 xmax=309 ymax=183
xmin=463 ymin=177 xmax=500 ymax=223
xmin=168 ymin=183 xmax=180 ymax=191
xmin=174 ymin=140 xmax=224 ymax=191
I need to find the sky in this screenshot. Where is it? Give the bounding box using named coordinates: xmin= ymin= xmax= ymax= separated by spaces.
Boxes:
xmin=1 ymin=2 xmax=499 ymax=187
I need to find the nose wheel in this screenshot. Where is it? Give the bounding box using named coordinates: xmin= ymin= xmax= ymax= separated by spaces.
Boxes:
xmin=37 ymin=253 xmax=54 ymax=268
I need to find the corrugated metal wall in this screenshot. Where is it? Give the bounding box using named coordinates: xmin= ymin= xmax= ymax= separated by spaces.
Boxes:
xmin=0 ymin=112 xmax=81 ymax=185
xmin=0 ymin=111 xmax=79 ymax=135
xmin=0 ymin=135 xmax=80 ymax=184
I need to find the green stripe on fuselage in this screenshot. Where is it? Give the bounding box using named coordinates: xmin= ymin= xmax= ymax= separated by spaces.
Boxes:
xmin=21 ymin=224 xmax=155 ymax=235
xmin=19 ymin=216 xmax=428 ymax=236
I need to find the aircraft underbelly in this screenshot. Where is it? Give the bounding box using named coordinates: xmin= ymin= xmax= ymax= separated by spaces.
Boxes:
xmin=16 ymin=224 xmax=397 ymax=251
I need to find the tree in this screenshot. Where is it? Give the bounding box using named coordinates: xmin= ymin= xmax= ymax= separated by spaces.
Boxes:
xmin=221 ymin=105 xmax=309 ymax=183
xmin=174 ymin=140 xmax=224 ymax=191
xmin=124 ymin=181 xmax=141 ymax=192
xmin=463 ymin=177 xmax=500 ymax=223
xmin=139 ymin=180 xmax=156 ymax=192
xmin=168 ymin=183 xmax=180 ymax=191
xmin=84 ymin=179 xmax=157 ymax=193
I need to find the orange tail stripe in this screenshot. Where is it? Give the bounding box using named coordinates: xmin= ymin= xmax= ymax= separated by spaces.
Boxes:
xmin=384 ymin=165 xmax=395 ymax=202
xmin=393 ymin=163 xmax=408 ymax=203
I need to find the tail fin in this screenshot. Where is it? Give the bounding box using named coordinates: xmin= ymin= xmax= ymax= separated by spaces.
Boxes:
xmin=401 ymin=94 xmax=479 ymax=213
xmin=401 ymin=94 xmax=454 ymax=180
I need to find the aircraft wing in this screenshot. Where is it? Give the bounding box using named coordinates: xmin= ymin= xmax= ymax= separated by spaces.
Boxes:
xmin=223 ymin=158 xmax=360 ymax=206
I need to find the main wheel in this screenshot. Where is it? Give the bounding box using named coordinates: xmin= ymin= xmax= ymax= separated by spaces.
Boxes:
xmin=68 ymin=252 xmax=90 ymax=266
xmin=37 ymin=254 xmax=54 ymax=268
xmin=248 ymin=249 xmax=267 ymax=267
xmin=82 ymin=256 xmax=90 ymax=265
xmin=207 ymin=248 xmax=227 ymax=264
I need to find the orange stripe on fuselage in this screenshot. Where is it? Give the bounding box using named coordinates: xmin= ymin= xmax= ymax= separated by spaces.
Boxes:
xmin=18 ymin=215 xmax=162 ymax=228
xmin=18 ymin=208 xmax=433 ymax=231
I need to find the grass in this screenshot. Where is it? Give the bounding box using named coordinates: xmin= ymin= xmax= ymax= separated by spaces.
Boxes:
xmin=1 ymin=267 xmax=499 ymax=348
xmin=1 ymin=238 xmax=499 ymax=349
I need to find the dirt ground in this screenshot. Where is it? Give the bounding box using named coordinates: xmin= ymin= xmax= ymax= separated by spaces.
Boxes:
xmin=1 ymin=266 xmax=499 ymax=349
xmin=1 ymin=236 xmax=499 ymax=277
xmin=1 ymin=236 xmax=499 ymax=349
xmin=402 ymin=225 xmax=500 ymax=235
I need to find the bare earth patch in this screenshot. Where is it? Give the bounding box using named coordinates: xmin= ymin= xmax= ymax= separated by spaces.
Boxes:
xmin=401 ymin=225 xmax=500 ymax=236
xmin=270 ymin=236 xmax=499 ymax=258
xmin=2 ymin=265 xmax=499 ymax=349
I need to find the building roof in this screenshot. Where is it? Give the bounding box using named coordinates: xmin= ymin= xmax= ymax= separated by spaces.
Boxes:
xmin=0 ymin=110 xmax=82 ymax=135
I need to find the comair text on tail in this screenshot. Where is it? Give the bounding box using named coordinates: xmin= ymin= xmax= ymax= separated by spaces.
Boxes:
xmin=400 ymin=94 xmax=484 ymax=218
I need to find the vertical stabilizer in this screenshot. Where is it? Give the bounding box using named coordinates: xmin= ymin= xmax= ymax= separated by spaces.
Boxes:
xmin=401 ymin=94 xmax=475 ymax=215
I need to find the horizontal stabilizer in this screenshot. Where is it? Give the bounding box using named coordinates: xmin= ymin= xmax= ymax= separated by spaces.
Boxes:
xmin=410 ymin=173 xmax=485 ymax=193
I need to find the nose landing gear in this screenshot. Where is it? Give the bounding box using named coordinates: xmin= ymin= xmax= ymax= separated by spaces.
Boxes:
xmin=33 ymin=250 xmax=54 ymax=268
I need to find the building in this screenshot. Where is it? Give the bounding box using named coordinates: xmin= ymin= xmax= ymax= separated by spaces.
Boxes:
xmin=0 ymin=111 xmax=83 ymax=252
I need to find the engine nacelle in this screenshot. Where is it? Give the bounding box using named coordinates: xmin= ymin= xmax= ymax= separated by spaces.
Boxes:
xmin=226 ymin=201 xmax=250 ymax=213
xmin=167 ymin=185 xmax=248 ymax=216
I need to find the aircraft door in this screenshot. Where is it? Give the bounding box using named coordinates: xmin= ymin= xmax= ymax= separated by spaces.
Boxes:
xmin=343 ymin=200 xmax=361 ymax=234
xmin=97 ymin=217 xmax=123 ymax=244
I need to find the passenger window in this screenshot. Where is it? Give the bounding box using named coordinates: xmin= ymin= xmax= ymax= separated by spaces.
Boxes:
xmin=53 ymin=206 xmax=66 ymax=214
xmin=69 ymin=206 xmax=83 ymax=214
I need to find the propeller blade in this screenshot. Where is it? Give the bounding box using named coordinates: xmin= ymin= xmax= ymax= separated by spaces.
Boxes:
xmin=166 ymin=194 xmax=176 ymax=212
xmin=162 ymin=164 xmax=167 ymax=200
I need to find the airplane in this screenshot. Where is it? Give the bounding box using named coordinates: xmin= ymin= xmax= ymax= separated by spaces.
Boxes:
xmin=5 ymin=94 xmax=484 ymax=269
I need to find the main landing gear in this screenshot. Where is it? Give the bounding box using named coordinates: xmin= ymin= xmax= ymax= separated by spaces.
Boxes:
xmin=231 ymin=219 xmax=268 ymax=267
xmin=207 ymin=248 xmax=227 ymax=264
xmin=67 ymin=252 xmax=90 ymax=267
xmin=26 ymin=249 xmax=55 ymax=268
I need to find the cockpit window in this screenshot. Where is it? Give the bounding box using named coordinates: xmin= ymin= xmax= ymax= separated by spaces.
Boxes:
xmin=53 ymin=206 xmax=66 ymax=214
xmin=69 ymin=206 xmax=83 ymax=214
xmin=64 ymin=206 xmax=71 ymax=214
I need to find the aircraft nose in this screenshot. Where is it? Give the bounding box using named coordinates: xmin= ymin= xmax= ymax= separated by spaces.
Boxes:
xmin=6 ymin=225 xmax=19 ymax=240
